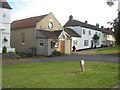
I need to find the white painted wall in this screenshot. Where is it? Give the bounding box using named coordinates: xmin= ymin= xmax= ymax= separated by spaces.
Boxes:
xmin=101 ymin=33 xmax=107 ymax=46
xmin=118 ymin=0 xmax=120 ymax=12
xmin=106 ymin=34 xmax=115 ymax=46
xmin=0 ymin=31 xmax=2 ymax=53
xmin=0 ymin=7 xmax=15 ymax=53
xmin=68 ymin=26 xmax=103 ymax=50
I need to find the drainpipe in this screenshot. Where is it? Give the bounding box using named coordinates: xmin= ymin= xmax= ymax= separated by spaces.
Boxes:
xmin=46 ymin=38 xmax=48 ymax=56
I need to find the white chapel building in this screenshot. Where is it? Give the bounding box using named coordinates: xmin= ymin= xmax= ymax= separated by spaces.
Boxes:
xmin=0 ymin=0 xmax=15 ymax=53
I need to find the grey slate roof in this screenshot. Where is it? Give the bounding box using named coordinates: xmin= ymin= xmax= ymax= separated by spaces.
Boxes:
xmin=64 ymin=28 xmax=81 ymax=37
xmin=102 ymin=28 xmax=114 ymax=35
xmin=64 ymin=19 xmax=102 ymax=31
xmin=36 ymin=30 xmax=63 ymax=39
xmin=0 ymin=0 xmax=12 ymax=9
xmin=64 ymin=19 xmax=114 ymax=35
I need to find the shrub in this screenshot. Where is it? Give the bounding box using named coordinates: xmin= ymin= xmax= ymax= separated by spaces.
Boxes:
xmin=52 ymin=50 xmax=63 ymax=56
xmin=2 ymin=46 xmax=7 ymax=53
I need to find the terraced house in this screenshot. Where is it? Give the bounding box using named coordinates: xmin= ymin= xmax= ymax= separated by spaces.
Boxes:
xmin=0 ymin=0 xmax=15 ymax=53
xmin=64 ymin=15 xmax=115 ymax=50
xmin=11 ymin=12 xmax=71 ymax=56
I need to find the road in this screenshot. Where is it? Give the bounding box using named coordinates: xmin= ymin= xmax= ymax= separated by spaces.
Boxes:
xmin=35 ymin=54 xmax=119 ymax=64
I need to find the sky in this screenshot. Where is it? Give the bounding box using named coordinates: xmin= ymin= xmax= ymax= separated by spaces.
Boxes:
xmin=7 ymin=0 xmax=118 ymax=27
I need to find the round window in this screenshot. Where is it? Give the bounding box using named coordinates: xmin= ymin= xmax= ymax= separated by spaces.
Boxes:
xmin=48 ymin=22 xmax=53 ymax=29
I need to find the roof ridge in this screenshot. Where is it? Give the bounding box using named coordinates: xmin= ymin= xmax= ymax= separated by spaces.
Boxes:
xmin=72 ymin=19 xmax=101 ymax=29
xmin=12 ymin=14 xmax=48 ymax=22
xmin=64 ymin=19 xmax=103 ymax=31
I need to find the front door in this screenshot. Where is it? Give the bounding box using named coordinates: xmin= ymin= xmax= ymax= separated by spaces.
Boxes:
xmin=60 ymin=40 xmax=64 ymax=53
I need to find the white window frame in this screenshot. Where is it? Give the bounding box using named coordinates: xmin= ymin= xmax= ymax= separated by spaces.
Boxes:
xmin=83 ymin=29 xmax=85 ymax=35
xmin=84 ymin=40 xmax=89 ymax=46
xmin=40 ymin=40 xmax=44 ymax=47
xmin=21 ymin=32 xmax=25 ymax=44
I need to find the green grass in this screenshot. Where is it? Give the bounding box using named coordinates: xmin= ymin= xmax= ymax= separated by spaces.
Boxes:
xmin=95 ymin=46 xmax=120 ymax=54
xmin=3 ymin=62 xmax=119 ymax=88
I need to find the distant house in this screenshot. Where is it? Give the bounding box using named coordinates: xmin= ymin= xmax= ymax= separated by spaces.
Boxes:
xmin=11 ymin=12 xmax=71 ymax=56
xmin=101 ymin=28 xmax=115 ymax=46
xmin=0 ymin=0 xmax=15 ymax=53
xmin=64 ymin=15 xmax=115 ymax=50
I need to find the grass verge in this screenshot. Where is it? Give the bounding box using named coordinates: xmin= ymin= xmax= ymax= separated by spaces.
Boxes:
xmin=3 ymin=61 xmax=119 ymax=88
xmin=95 ymin=46 xmax=120 ymax=54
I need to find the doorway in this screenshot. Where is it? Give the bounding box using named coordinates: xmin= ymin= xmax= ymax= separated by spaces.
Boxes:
xmin=60 ymin=40 xmax=65 ymax=53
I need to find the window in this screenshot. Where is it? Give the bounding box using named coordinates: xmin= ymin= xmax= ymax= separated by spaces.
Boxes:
xmin=95 ymin=32 xmax=98 ymax=35
xmin=21 ymin=33 xmax=25 ymax=44
xmin=83 ymin=29 xmax=85 ymax=35
xmin=48 ymin=22 xmax=53 ymax=29
xmin=89 ymin=30 xmax=91 ymax=35
xmin=51 ymin=40 xmax=59 ymax=48
xmin=84 ymin=40 xmax=89 ymax=46
xmin=40 ymin=40 xmax=44 ymax=46
xmin=3 ymin=13 xmax=6 ymax=18
xmin=103 ymin=41 xmax=106 ymax=45
xmin=99 ymin=33 xmax=101 ymax=37
xmin=103 ymin=33 xmax=106 ymax=37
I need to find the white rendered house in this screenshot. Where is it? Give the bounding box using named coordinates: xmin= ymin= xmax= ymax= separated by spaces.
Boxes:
xmin=64 ymin=15 xmax=111 ymax=51
xmin=0 ymin=0 xmax=15 ymax=53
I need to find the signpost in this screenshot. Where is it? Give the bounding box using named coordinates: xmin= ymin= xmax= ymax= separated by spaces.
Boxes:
xmin=80 ymin=60 xmax=85 ymax=72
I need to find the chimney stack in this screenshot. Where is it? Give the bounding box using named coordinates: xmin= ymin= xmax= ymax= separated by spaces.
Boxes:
xmin=85 ymin=20 xmax=88 ymax=24
xmin=106 ymin=28 xmax=110 ymax=31
xmin=96 ymin=23 xmax=99 ymax=27
xmin=69 ymin=15 xmax=73 ymax=21
xmin=101 ymin=26 xmax=104 ymax=29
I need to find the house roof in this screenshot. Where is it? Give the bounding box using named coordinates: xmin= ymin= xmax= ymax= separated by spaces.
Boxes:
xmin=64 ymin=19 xmax=114 ymax=35
xmin=11 ymin=14 xmax=48 ymax=30
xmin=0 ymin=0 xmax=12 ymax=9
xmin=36 ymin=30 xmax=63 ymax=39
xmin=64 ymin=19 xmax=102 ymax=31
xmin=64 ymin=28 xmax=81 ymax=37
xmin=101 ymin=28 xmax=114 ymax=35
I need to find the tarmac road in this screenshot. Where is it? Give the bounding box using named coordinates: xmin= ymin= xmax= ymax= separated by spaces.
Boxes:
xmin=36 ymin=54 xmax=119 ymax=64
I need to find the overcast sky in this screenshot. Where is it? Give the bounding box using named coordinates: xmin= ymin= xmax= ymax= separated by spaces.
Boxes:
xmin=7 ymin=0 xmax=118 ymax=27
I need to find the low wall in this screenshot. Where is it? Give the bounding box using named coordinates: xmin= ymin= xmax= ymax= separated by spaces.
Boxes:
xmin=2 ymin=53 xmax=16 ymax=60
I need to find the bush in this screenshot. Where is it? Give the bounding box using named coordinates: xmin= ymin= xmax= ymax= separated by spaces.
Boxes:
xmin=15 ymin=52 xmax=34 ymax=58
xmin=52 ymin=50 xmax=63 ymax=56
xmin=2 ymin=46 xmax=7 ymax=53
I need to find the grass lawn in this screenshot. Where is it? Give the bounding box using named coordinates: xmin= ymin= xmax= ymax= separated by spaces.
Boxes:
xmin=95 ymin=46 xmax=120 ymax=54
xmin=3 ymin=61 xmax=119 ymax=88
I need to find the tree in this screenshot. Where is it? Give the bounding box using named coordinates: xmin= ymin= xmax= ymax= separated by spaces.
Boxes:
xmin=107 ymin=0 xmax=120 ymax=46
xmin=107 ymin=0 xmax=114 ymax=7
xmin=92 ymin=34 xmax=100 ymax=48
xmin=114 ymin=12 xmax=120 ymax=45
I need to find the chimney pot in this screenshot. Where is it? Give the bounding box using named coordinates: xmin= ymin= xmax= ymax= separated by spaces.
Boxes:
xmin=101 ymin=26 xmax=104 ymax=29
xmin=96 ymin=23 xmax=99 ymax=27
xmin=69 ymin=15 xmax=73 ymax=21
xmin=85 ymin=20 xmax=88 ymax=24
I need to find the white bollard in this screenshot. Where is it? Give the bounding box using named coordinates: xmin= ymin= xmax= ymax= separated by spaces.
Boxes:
xmin=80 ymin=60 xmax=85 ymax=72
